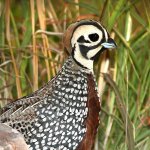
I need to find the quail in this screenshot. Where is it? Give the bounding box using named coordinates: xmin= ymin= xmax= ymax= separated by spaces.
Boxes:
xmin=0 ymin=19 xmax=116 ymax=150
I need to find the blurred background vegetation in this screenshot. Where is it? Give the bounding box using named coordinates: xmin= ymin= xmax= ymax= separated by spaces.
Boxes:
xmin=0 ymin=0 xmax=150 ymax=150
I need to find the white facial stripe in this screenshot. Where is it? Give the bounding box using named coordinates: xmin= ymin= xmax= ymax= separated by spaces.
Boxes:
xmin=103 ymin=28 xmax=108 ymax=41
xmin=87 ymin=46 xmax=102 ymax=58
xmin=79 ymin=42 xmax=98 ymax=47
xmin=74 ymin=45 xmax=93 ymax=70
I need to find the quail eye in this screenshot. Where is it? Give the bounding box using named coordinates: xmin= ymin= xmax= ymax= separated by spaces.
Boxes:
xmin=89 ymin=33 xmax=99 ymax=42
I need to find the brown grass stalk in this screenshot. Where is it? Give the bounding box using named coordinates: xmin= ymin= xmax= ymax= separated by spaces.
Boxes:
xmin=30 ymin=0 xmax=38 ymax=91
xmin=37 ymin=0 xmax=53 ymax=81
xmin=5 ymin=0 xmax=22 ymax=98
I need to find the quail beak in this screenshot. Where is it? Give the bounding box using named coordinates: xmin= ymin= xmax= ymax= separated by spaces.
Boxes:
xmin=101 ymin=38 xmax=117 ymax=49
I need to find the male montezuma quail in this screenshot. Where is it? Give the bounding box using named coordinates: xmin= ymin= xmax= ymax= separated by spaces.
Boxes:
xmin=0 ymin=20 xmax=116 ymax=150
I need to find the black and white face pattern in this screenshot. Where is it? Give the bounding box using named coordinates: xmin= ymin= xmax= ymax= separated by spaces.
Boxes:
xmin=71 ymin=21 xmax=116 ymax=70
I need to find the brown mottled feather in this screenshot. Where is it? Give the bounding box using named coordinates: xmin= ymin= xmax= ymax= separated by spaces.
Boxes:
xmin=77 ymin=73 xmax=101 ymax=150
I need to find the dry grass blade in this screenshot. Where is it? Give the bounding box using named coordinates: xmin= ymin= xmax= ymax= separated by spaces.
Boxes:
xmin=36 ymin=0 xmax=46 ymax=30
xmin=74 ymin=0 xmax=80 ymax=17
xmin=30 ymin=0 xmax=38 ymax=90
xmin=103 ymin=73 xmax=135 ymax=150
xmin=47 ymin=0 xmax=62 ymax=32
xmin=36 ymin=0 xmax=55 ymax=80
xmin=35 ymin=30 xmax=63 ymax=36
xmin=5 ymin=0 xmax=22 ymax=98
xmin=98 ymin=53 xmax=110 ymax=98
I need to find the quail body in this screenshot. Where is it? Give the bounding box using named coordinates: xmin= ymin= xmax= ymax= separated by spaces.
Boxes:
xmin=0 ymin=20 xmax=116 ymax=150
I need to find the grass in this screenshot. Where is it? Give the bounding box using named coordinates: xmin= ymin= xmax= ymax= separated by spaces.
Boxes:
xmin=0 ymin=0 xmax=150 ymax=149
